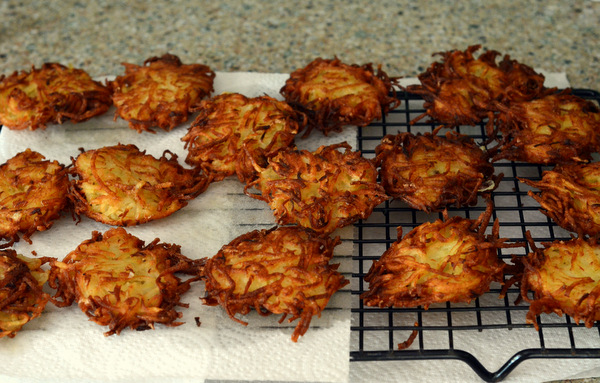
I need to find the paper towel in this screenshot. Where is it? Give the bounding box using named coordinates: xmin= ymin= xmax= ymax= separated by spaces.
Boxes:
xmin=0 ymin=72 xmax=357 ymax=383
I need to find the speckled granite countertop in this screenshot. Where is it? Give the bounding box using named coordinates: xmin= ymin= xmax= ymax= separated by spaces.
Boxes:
xmin=1 ymin=1 xmax=600 ymax=382
xmin=1 ymin=0 xmax=599 ymax=89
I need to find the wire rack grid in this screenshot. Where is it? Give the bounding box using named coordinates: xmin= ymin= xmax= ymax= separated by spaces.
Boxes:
xmin=350 ymin=89 xmax=600 ymax=382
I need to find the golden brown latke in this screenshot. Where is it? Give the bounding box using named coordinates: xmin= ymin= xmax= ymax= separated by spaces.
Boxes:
xmin=69 ymin=144 xmax=210 ymax=226
xmin=361 ymin=205 xmax=514 ymax=308
xmin=280 ymin=57 xmax=400 ymax=136
xmin=203 ymin=226 xmax=348 ymax=342
xmin=0 ymin=250 xmax=51 ymax=338
xmin=375 ymin=130 xmax=500 ymax=212
xmin=49 ymin=227 xmax=203 ymax=336
xmin=0 ymin=63 xmax=111 ymax=130
xmin=515 ymin=235 xmax=600 ymax=329
xmin=0 ymin=149 xmax=69 ymax=245
xmin=109 ymin=54 xmax=215 ymax=133
xmin=407 ymin=45 xmax=548 ymax=126
xmin=491 ymin=92 xmax=600 ymax=164
xmin=245 ymin=142 xmax=388 ymax=234
xmin=181 ymin=92 xmax=304 ymax=183
xmin=521 ymin=162 xmax=600 ymax=236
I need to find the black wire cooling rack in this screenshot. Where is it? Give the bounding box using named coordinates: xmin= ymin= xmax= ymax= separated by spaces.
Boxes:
xmin=350 ymin=89 xmax=600 ymax=382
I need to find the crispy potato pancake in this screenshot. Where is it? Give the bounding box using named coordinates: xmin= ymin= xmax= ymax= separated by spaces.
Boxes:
xmin=521 ymin=162 xmax=600 ymax=236
xmin=375 ymin=130 xmax=499 ymax=212
xmin=109 ymin=54 xmax=215 ymax=133
xmin=280 ymin=57 xmax=400 ymax=136
xmin=407 ymin=45 xmax=548 ymax=126
xmin=518 ymin=236 xmax=600 ymax=329
xmin=69 ymin=144 xmax=210 ymax=226
xmin=245 ymin=142 xmax=388 ymax=234
xmin=49 ymin=227 xmax=203 ymax=335
xmin=361 ymin=206 xmax=511 ymax=308
xmin=203 ymin=226 xmax=348 ymax=342
xmin=0 ymin=149 xmax=69 ymax=245
xmin=0 ymin=63 xmax=111 ymax=130
xmin=0 ymin=250 xmax=51 ymax=338
xmin=182 ymin=93 xmax=303 ymax=183
xmin=491 ymin=92 xmax=600 ymax=164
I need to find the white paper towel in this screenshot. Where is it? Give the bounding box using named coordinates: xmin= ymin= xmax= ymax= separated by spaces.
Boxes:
xmin=0 ymin=71 xmax=357 ymax=383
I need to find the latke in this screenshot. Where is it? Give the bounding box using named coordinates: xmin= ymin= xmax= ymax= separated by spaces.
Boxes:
xmin=69 ymin=144 xmax=210 ymax=226
xmin=361 ymin=206 xmax=511 ymax=308
xmin=407 ymin=45 xmax=548 ymax=126
xmin=375 ymin=130 xmax=499 ymax=212
xmin=280 ymin=57 xmax=399 ymax=136
xmin=203 ymin=226 xmax=348 ymax=342
xmin=0 ymin=250 xmax=51 ymax=338
xmin=518 ymin=236 xmax=600 ymax=329
xmin=49 ymin=227 xmax=202 ymax=335
xmin=0 ymin=63 xmax=111 ymax=130
xmin=521 ymin=162 xmax=600 ymax=236
xmin=182 ymin=93 xmax=303 ymax=183
xmin=0 ymin=149 xmax=69 ymax=245
xmin=109 ymin=54 xmax=215 ymax=133
xmin=245 ymin=142 xmax=387 ymax=234
xmin=491 ymin=92 xmax=600 ymax=164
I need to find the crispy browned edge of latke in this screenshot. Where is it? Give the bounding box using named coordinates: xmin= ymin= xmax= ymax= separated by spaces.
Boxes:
xmin=67 ymin=144 xmax=211 ymax=226
xmin=202 ymin=226 xmax=348 ymax=342
xmin=361 ymin=202 xmax=522 ymax=309
xmin=108 ymin=53 xmax=216 ymax=133
xmin=280 ymin=57 xmax=400 ymax=137
xmin=520 ymin=163 xmax=600 ymax=237
xmin=489 ymin=91 xmax=600 ymax=165
xmin=0 ymin=63 xmax=112 ymax=130
xmin=503 ymin=234 xmax=600 ymax=330
xmin=0 ymin=249 xmax=53 ymax=338
xmin=244 ymin=142 xmax=388 ymax=234
xmin=374 ymin=128 xmax=501 ymax=212
xmin=0 ymin=149 xmax=70 ymax=248
xmin=181 ymin=93 xmax=304 ymax=184
xmin=405 ymin=45 xmax=549 ymax=127
xmin=48 ymin=227 xmax=205 ymax=336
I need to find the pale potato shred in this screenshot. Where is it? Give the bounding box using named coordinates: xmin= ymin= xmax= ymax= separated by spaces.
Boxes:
xmin=0 ymin=149 xmax=70 ymax=245
xmin=109 ymin=54 xmax=215 ymax=133
xmin=281 ymin=57 xmax=400 ymax=136
xmin=69 ymin=144 xmax=210 ymax=226
xmin=49 ymin=227 xmax=204 ymax=335
xmin=0 ymin=63 xmax=112 ymax=130
xmin=203 ymin=226 xmax=348 ymax=342
xmin=246 ymin=142 xmax=387 ymax=234
xmin=0 ymin=250 xmax=51 ymax=338
xmin=182 ymin=92 xmax=303 ymax=183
